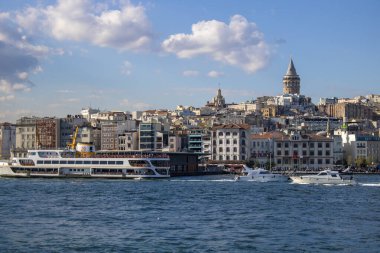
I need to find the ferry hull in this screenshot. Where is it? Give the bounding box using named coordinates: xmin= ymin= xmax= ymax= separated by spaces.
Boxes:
xmin=0 ymin=166 xmax=169 ymax=179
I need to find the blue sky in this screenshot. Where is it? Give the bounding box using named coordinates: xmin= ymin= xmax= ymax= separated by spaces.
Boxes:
xmin=0 ymin=0 xmax=379 ymax=122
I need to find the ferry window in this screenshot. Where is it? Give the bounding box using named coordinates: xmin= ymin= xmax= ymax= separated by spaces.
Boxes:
xmin=116 ymin=161 xmax=123 ymax=165
xmin=331 ymin=174 xmax=337 ymax=177
xmin=52 ymin=161 xmax=59 ymax=164
xmin=59 ymin=160 xmax=67 ymax=164
xmin=37 ymin=160 xmax=43 ymax=164
xmin=108 ymin=161 xmax=116 ymax=165
xmin=100 ymin=161 xmax=107 ymax=165
xmin=92 ymin=161 xmax=99 ymax=164
xmin=84 ymin=161 xmax=91 ymax=164
xmin=44 ymin=160 xmax=52 ymax=164
xmin=68 ymin=161 xmax=75 ymax=164
xmin=320 ymin=172 xmax=327 ymax=176
xmin=76 ymin=161 xmax=83 ymax=164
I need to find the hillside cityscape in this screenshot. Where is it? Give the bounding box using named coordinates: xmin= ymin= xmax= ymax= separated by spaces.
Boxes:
xmin=1 ymin=59 xmax=379 ymax=172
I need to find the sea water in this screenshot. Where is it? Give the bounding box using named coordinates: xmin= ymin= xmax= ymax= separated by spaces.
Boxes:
xmin=0 ymin=175 xmax=379 ymax=252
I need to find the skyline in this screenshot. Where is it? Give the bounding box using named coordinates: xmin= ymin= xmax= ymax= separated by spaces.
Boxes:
xmin=0 ymin=0 xmax=379 ymax=123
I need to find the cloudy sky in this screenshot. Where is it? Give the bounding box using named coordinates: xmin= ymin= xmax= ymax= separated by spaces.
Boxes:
xmin=0 ymin=0 xmax=379 ymax=122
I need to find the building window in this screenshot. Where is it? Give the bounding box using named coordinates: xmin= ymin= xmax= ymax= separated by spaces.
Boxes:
xmin=310 ymin=143 xmax=314 ymax=148
xmin=326 ymin=159 xmax=330 ymax=164
xmin=218 ymin=132 xmax=223 ymax=136
xmin=285 ymin=150 xmax=289 ymax=156
xmin=326 ymin=151 xmax=330 ymax=156
xmin=318 ymin=142 xmax=322 ymax=148
xmin=285 ymin=142 xmax=289 ymax=148
xmin=226 ymin=132 xmax=231 ymax=136
xmin=233 ymin=147 xmax=237 ymax=152
xmin=310 ymin=150 xmax=314 ymax=156
xmin=277 ymin=159 xmax=281 ymax=164
xmin=302 ymin=143 xmax=307 ymax=148
xmin=219 ymin=147 xmax=223 ymax=152
xmin=242 ymin=131 xmax=246 ymax=138
xmin=226 ymin=147 xmax=230 ymax=152
xmin=277 ymin=151 xmax=281 ymax=156
xmin=233 ymin=139 xmax=237 ymax=145
xmin=277 ymin=143 xmax=282 ymax=148
xmin=318 ymin=151 xmax=322 ymax=156
xmin=294 ymin=143 xmax=298 ymax=148
xmin=318 ymin=159 xmax=322 ymax=164
xmin=226 ymin=139 xmax=230 ymax=145
xmin=326 ymin=143 xmax=330 ymax=148
xmin=219 ymin=140 xmax=223 ymax=144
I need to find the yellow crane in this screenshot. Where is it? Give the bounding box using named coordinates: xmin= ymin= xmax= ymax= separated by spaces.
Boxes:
xmin=68 ymin=126 xmax=79 ymax=150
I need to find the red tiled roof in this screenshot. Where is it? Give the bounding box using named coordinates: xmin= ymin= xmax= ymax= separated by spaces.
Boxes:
xmin=212 ymin=123 xmax=250 ymax=130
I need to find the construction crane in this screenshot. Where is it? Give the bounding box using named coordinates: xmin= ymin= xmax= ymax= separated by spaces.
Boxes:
xmin=67 ymin=126 xmax=79 ymax=150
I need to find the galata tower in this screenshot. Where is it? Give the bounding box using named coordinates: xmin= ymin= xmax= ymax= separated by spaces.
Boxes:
xmin=283 ymin=58 xmax=300 ymax=95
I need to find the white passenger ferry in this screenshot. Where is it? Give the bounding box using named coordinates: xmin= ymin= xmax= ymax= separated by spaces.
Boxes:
xmin=0 ymin=144 xmax=170 ymax=179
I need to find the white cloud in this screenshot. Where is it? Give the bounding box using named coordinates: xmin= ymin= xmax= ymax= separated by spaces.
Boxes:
xmin=121 ymin=60 xmax=133 ymax=75
xmin=208 ymin=70 xmax=224 ymax=78
xmin=183 ymin=70 xmax=199 ymax=77
xmin=0 ymin=10 xmax=62 ymax=101
xmin=16 ymin=0 xmax=153 ymax=51
xmin=0 ymin=94 xmax=15 ymax=102
xmin=162 ymin=15 xmax=271 ymax=73
xmin=120 ymin=98 xmax=152 ymax=111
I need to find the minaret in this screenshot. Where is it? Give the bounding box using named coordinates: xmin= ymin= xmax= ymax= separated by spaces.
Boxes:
xmin=283 ymin=58 xmax=300 ymax=95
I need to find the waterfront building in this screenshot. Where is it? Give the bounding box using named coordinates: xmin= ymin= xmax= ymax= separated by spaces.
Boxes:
xmin=211 ymin=124 xmax=251 ymax=162
xmin=13 ymin=117 xmax=38 ymax=157
xmin=273 ymin=131 xmax=334 ymax=170
xmin=0 ymin=123 xmax=15 ymax=159
xmin=139 ymin=121 xmax=168 ymax=151
xmin=101 ymin=121 xmax=137 ymax=150
xmin=283 ymin=58 xmax=300 ymax=95
xmin=341 ymin=131 xmax=380 ymax=166
xmin=59 ymin=115 xmax=88 ymax=149
xmin=250 ymin=132 xmax=284 ymax=168
xmin=118 ymin=131 xmax=139 ymax=151
xmin=76 ymin=126 xmax=101 ymax=151
xmin=35 ymin=118 xmax=60 ymax=149
xmin=188 ymin=129 xmax=211 ymax=154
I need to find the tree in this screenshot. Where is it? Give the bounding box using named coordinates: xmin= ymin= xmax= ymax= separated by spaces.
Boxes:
xmin=355 ymin=157 xmax=367 ymax=168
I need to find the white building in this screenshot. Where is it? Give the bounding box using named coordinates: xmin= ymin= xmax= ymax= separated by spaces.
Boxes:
xmin=211 ymin=124 xmax=251 ymax=162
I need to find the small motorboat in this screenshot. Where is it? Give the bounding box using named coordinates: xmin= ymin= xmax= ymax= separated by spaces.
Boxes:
xmin=234 ymin=165 xmax=289 ymax=182
xmin=290 ymin=169 xmax=356 ymax=185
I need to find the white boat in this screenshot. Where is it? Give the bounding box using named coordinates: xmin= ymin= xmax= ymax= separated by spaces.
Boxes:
xmin=234 ymin=165 xmax=289 ymax=182
xmin=290 ymin=169 xmax=356 ymax=185
xmin=0 ymin=149 xmax=170 ymax=179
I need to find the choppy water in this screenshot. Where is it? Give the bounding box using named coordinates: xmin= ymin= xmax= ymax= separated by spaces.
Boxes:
xmin=0 ymin=175 xmax=379 ymax=252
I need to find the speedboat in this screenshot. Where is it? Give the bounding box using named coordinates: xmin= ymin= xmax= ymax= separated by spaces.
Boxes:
xmin=234 ymin=165 xmax=289 ymax=182
xmin=290 ymin=169 xmax=356 ymax=185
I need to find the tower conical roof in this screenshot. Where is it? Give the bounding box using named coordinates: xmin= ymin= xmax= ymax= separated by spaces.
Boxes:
xmin=286 ymin=58 xmax=298 ymax=76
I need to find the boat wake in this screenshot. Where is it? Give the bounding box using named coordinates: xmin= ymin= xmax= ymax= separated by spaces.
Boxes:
xmin=170 ymin=179 xmax=235 ymax=182
xmin=359 ymin=182 xmax=380 ymax=187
